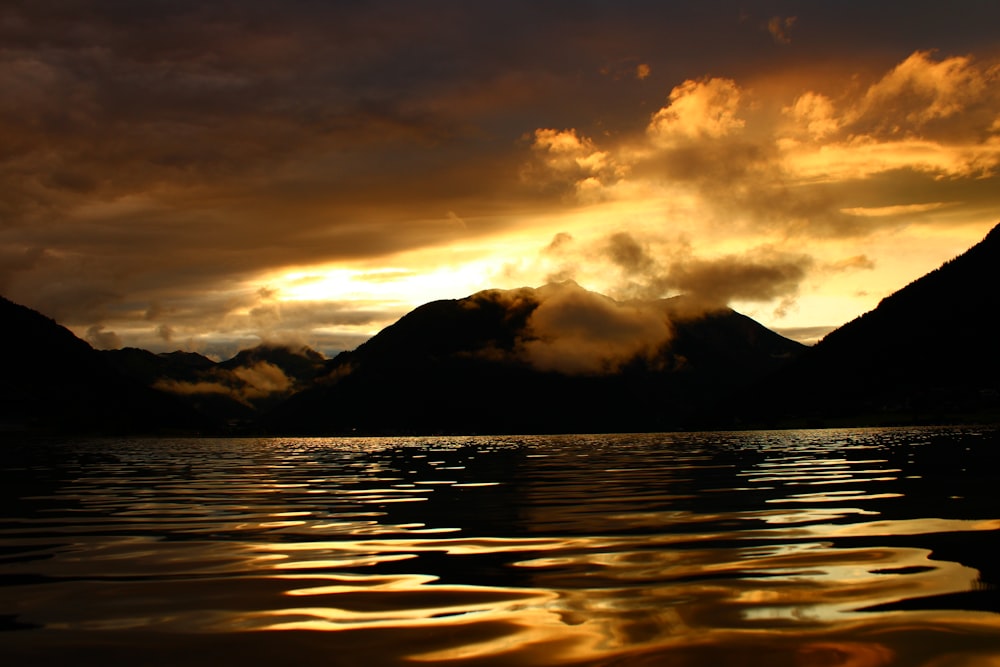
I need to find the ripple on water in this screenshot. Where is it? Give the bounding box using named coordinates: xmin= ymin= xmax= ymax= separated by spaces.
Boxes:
xmin=2 ymin=427 xmax=1000 ymax=665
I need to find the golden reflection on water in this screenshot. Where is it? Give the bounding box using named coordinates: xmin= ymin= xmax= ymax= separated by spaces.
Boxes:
xmin=199 ymin=520 xmax=995 ymax=664
xmin=4 ymin=429 xmax=1000 ymax=665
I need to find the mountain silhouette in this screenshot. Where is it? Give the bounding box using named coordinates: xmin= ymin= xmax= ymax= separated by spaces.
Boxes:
xmin=102 ymin=343 xmax=327 ymax=425
xmin=738 ymin=223 xmax=1000 ymax=426
xmin=101 ymin=347 xmax=216 ymax=386
xmin=9 ymin=222 xmax=998 ymax=436
xmin=262 ymin=282 xmax=805 ymax=434
xmin=0 ymin=297 xmax=214 ymax=434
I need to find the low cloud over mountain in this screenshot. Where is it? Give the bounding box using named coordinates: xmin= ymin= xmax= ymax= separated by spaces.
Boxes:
xmin=103 ymin=343 xmax=327 ymax=424
xmin=467 ymin=282 xmax=674 ymax=375
xmin=264 ymin=282 xmax=805 ymax=434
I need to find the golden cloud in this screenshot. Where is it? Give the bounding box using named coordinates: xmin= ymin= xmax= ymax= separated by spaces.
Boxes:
xmin=525 ymin=50 xmax=1000 ymax=242
xmin=853 ymin=51 xmax=992 ymax=129
xmin=783 ymin=92 xmax=842 ymax=140
xmin=648 ymin=78 xmax=745 ymax=145
xmin=527 ymin=128 xmax=628 ymax=200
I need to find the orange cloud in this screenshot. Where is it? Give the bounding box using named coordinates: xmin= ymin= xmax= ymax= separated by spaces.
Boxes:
xmin=647 ymin=78 xmax=745 ymax=144
xmin=784 ymin=92 xmax=842 ymax=139
xmin=526 ymin=128 xmax=627 ymax=201
xmin=4 ymin=0 xmax=999 ymax=353
xmin=524 ymin=50 xmax=999 ymax=242
xmin=853 ymin=51 xmax=992 ymax=129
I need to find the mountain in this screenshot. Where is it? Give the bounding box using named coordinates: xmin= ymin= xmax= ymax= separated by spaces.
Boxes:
xmin=739 ymin=223 xmax=1000 ymax=427
xmin=16 ymin=218 xmax=997 ymax=436
xmin=0 ymin=297 xmax=215 ymax=434
xmin=102 ymin=343 xmax=328 ymax=425
xmin=262 ymin=282 xmax=805 ymax=434
xmin=101 ymin=348 xmax=216 ymax=386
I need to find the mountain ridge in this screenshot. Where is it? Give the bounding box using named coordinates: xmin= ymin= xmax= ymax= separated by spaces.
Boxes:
xmin=262 ymin=282 xmax=806 ymax=434
xmin=4 ymin=221 xmax=999 ymax=435
xmin=733 ymin=223 xmax=1000 ymax=427
xmin=0 ymin=296 xmax=215 ymax=434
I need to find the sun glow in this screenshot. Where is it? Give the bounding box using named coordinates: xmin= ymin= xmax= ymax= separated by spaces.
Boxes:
xmin=268 ymin=258 xmax=507 ymax=311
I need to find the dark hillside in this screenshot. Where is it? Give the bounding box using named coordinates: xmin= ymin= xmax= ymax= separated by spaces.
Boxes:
xmin=263 ymin=286 xmax=805 ymax=435
xmin=739 ymin=223 xmax=1000 ymax=426
xmin=0 ymin=297 xmax=215 ymax=434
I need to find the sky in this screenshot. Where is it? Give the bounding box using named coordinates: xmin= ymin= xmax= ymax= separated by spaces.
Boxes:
xmin=2 ymin=1 xmax=1000 ymax=359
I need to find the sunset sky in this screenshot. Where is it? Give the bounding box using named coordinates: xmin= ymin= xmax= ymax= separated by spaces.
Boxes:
xmin=2 ymin=1 xmax=1000 ymax=358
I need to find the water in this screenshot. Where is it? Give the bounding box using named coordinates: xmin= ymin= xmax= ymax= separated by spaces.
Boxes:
xmin=3 ymin=427 xmax=1000 ymax=665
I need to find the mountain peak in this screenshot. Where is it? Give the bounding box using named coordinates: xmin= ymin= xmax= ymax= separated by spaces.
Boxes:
xmin=263 ymin=284 xmax=804 ymax=434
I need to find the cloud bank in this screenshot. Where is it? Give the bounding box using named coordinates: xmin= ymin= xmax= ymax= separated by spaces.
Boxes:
xmin=1 ymin=2 xmax=998 ymax=352
xmin=154 ymin=360 xmax=294 ymax=407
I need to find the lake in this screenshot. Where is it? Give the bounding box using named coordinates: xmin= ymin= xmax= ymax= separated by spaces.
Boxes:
xmin=3 ymin=426 xmax=1000 ymax=666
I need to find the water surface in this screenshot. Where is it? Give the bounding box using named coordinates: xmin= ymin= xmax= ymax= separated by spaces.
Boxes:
xmin=3 ymin=427 xmax=1000 ymax=665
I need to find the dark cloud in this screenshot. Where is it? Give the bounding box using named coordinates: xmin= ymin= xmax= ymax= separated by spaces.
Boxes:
xmin=664 ymin=249 xmax=813 ymax=308
xmin=593 ymin=231 xmax=813 ymax=308
xmin=156 ymin=324 xmax=175 ymax=342
xmin=766 ymin=16 xmax=797 ymax=45
xmin=0 ymin=246 xmax=46 ymax=293
xmin=2 ymin=1 xmax=999 ymax=351
xmin=85 ymin=325 xmax=122 ymax=350
xmin=605 ymin=232 xmax=655 ymax=274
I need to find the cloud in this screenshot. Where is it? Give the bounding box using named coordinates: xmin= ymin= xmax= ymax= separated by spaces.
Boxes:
xmin=156 ymin=324 xmax=175 ymax=342
xmin=545 ymin=232 xmax=575 ymax=253
xmin=514 ymin=282 xmax=674 ymax=375
xmin=526 ymin=128 xmax=626 ymax=200
xmin=826 ymin=255 xmax=876 ymax=272
xmin=85 ymin=325 xmax=122 ymax=350
xmin=841 ymin=203 xmax=948 ymax=218
xmin=784 ymin=92 xmax=841 ymax=140
xmin=153 ymin=360 xmax=294 ymax=406
xmin=3 ymin=1 xmax=1000 ymax=352
xmin=605 ymin=232 xmax=655 ymax=274
xmin=592 ymin=231 xmax=813 ymax=310
xmin=153 ymin=379 xmax=235 ymax=398
xmin=232 ymin=361 xmax=293 ymax=399
xmin=53 ymin=285 xmax=399 ymax=358
xmin=779 ymin=51 xmax=1000 ymax=184
xmin=663 ymin=248 xmax=813 ymax=308
xmin=851 ymin=51 xmax=992 ymax=132
xmin=519 ymin=226 xmax=819 ymax=321
xmin=766 ymin=16 xmax=797 ymax=45
xmin=0 ymin=2 xmax=558 ymax=337
xmin=647 ymin=78 xmax=745 ymax=145
xmin=0 ymin=246 xmax=46 ymax=293
xmin=471 ymin=273 xmax=816 ymax=376
xmin=525 ymin=49 xmax=1000 ymax=245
